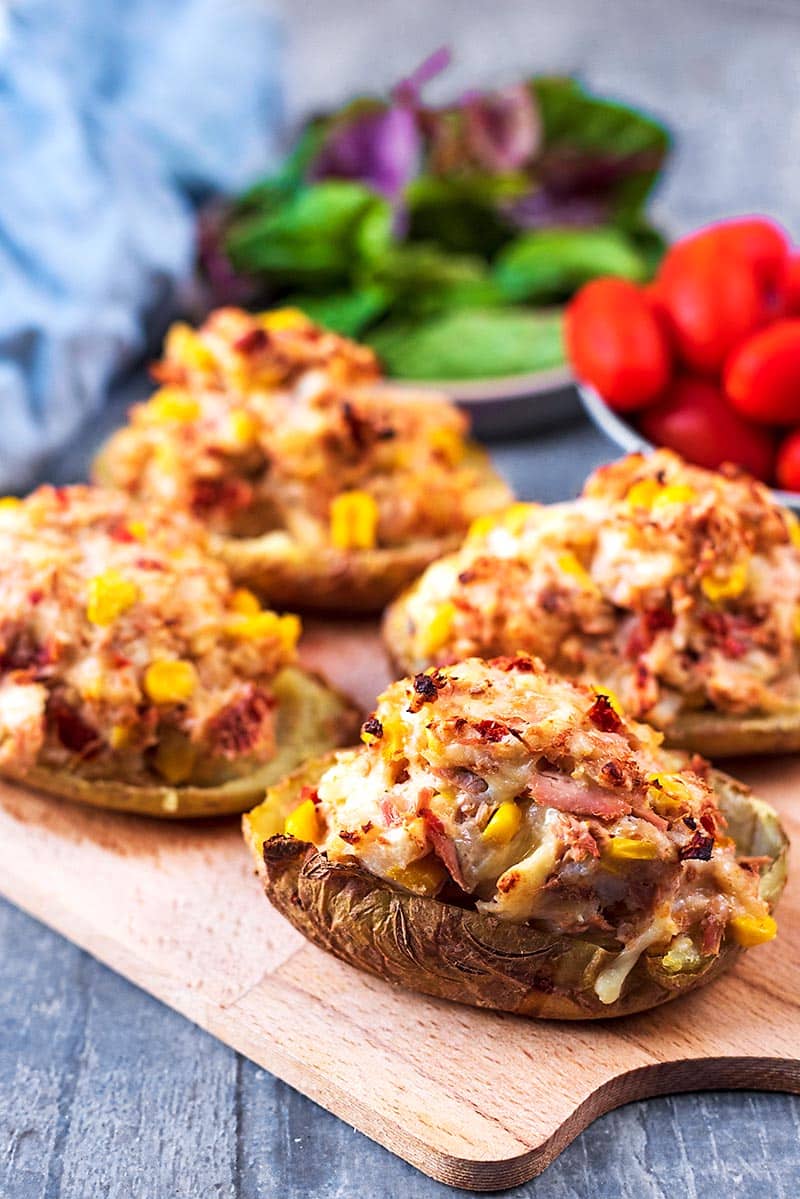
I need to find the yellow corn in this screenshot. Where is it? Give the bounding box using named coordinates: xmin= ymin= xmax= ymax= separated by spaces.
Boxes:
xmin=557 ymin=551 xmax=598 ymax=592
xmin=285 ymin=797 xmax=322 ymax=843
xmin=467 ymin=512 xmax=498 ymax=542
xmin=258 ymin=307 xmax=310 ymax=332
xmin=786 ymin=510 xmax=800 ymax=549
xmin=165 ymin=322 xmax=217 ymax=371
xmin=144 ymin=659 xmax=197 ymax=705
xmin=482 ymin=801 xmax=522 ymax=845
xmin=626 ymin=478 xmax=662 ymax=509
xmin=605 ymin=836 xmax=659 ymax=861
xmin=146 ymin=387 xmax=200 ymax=424
xmin=701 ymin=557 xmax=749 ymax=603
xmin=0 ymin=497 xmax=22 ymax=513
xmin=86 ymin=569 xmax=139 ymax=627
xmin=329 ymin=490 xmax=379 ymax=551
xmin=387 ymin=856 xmax=447 ymax=896
xmin=127 ymin=520 xmax=147 ymax=541
xmin=647 ymin=772 xmax=691 ymax=813
xmin=154 ymin=732 xmax=197 ymax=784
xmin=109 ymin=724 xmax=134 ymax=751
xmin=228 ymin=408 xmax=259 ymax=447
xmin=729 ymin=911 xmax=777 ymax=947
xmin=225 ymin=611 xmax=301 ymax=653
xmin=429 ymin=426 xmax=465 ymax=466
xmin=417 ymin=601 xmax=456 ymax=656
xmin=231 ymin=588 xmax=261 ymax=615
xmin=651 ymin=484 xmax=696 ymax=510
xmin=501 ymin=503 xmax=534 ymax=535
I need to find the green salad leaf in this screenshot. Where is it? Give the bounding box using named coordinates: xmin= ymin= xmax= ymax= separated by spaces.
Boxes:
xmin=367 ymin=307 xmax=565 ymax=381
xmin=494 ymin=226 xmax=649 ymax=304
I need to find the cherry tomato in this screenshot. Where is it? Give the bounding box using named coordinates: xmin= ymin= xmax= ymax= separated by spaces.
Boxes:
xmin=725 ymin=319 xmax=800 ymax=424
xmin=785 ymin=253 xmax=800 ymax=316
xmin=638 ymin=376 xmax=774 ymax=481
xmin=654 ymin=240 xmax=768 ymax=374
xmin=776 ymin=429 xmax=800 ymax=491
xmin=565 ymin=278 xmax=671 ymax=411
xmin=671 ymin=217 xmax=789 ymax=314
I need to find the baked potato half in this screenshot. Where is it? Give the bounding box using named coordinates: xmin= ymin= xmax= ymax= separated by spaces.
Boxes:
xmin=93 ymin=307 xmax=513 ymax=613
xmin=244 ymin=656 xmax=788 ymax=1020
xmin=0 ymin=486 xmax=358 ymax=818
xmin=385 ymin=450 xmax=800 ymax=757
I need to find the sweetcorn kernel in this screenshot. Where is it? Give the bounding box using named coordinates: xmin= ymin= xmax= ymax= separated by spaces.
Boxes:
xmin=594 ymin=686 xmax=624 ymax=717
xmin=225 ymin=611 xmax=301 ymax=653
xmin=605 ymin=836 xmax=659 ymax=860
xmin=228 ymin=408 xmax=259 ymax=447
xmin=154 ymin=732 xmax=197 ymax=784
xmin=729 ymin=912 xmax=777 ymax=947
xmin=626 ymin=478 xmax=662 ymax=509
xmin=701 ymin=558 xmax=749 ymax=603
xmin=87 ymin=570 xmax=139 ymax=627
xmin=501 ymin=503 xmax=534 ymax=535
xmin=786 ymin=511 xmax=800 ymax=549
xmin=127 ymin=520 xmax=147 ymax=541
xmin=651 ymin=484 xmax=696 ymax=510
xmin=258 ymin=307 xmax=310 ymax=332
xmin=429 ymin=426 xmax=465 ymax=466
xmin=647 ymin=772 xmax=691 ymax=812
xmin=467 ymin=513 xmax=498 ymax=542
xmin=144 ymin=659 xmax=197 ymax=705
xmin=165 ymin=322 xmax=217 ymax=371
xmin=146 ymin=388 xmax=200 ymax=424
xmin=285 ymin=797 xmax=322 ymax=843
xmin=482 ymin=801 xmax=523 ymax=845
xmin=387 ymin=856 xmax=446 ymax=896
xmin=109 ymin=724 xmax=134 ymax=751
xmin=417 ymin=601 xmax=456 ymax=656
xmin=329 ymin=491 xmax=379 ymax=551
xmin=557 ymin=551 xmax=598 ymax=592
xmin=0 ymin=497 xmax=22 ymax=513
xmin=231 ymin=588 xmax=261 ymax=615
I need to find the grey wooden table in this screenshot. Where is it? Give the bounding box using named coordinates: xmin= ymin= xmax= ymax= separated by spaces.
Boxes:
xmin=2 ymin=415 xmax=799 ymax=1199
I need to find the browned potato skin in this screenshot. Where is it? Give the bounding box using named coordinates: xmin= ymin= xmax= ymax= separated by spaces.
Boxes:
xmin=2 ymin=668 xmax=360 ymax=819
xmin=383 ymin=593 xmax=800 ymax=759
xmin=244 ymin=758 xmax=788 ymax=1020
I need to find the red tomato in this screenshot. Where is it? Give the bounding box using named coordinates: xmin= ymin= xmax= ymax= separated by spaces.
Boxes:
xmin=785 ymin=253 xmax=800 ymax=315
xmin=672 ymin=217 xmax=789 ymax=313
xmin=654 ymin=240 xmax=768 ymax=374
xmin=725 ymin=319 xmax=800 ymax=424
xmin=638 ymin=376 xmax=775 ymax=481
xmin=565 ymin=278 xmax=671 ymax=411
xmin=776 ymin=429 xmax=800 ymax=491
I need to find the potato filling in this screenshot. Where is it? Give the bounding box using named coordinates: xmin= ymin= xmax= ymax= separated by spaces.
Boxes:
xmin=396 ymin=451 xmax=800 ymax=726
xmin=285 ymin=656 xmax=775 ymax=1002
xmin=96 ymin=307 xmax=511 ymax=548
xmin=0 ymin=486 xmax=300 ymax=785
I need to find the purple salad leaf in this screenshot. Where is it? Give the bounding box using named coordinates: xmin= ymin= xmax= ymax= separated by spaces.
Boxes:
xmin=392 ymin=46 xmax=452 ymax=106
xmin=310 ymin=104 xmax=420 ymax=203
xmin=463 ymin=83 xmax=542 ymax=172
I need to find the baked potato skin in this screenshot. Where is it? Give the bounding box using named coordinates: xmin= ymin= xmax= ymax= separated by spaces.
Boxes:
xmin=246 ymin=759 xmax=788 ymax=1020
xmin=7 ymin=668 xmax=360 ymax=819
xmin=384 ymin=594 xmax=800 ymax=759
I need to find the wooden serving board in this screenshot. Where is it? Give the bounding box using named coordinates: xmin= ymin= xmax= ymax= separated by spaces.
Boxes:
xmin=1 ymin=620 xmax=799 ymax=1191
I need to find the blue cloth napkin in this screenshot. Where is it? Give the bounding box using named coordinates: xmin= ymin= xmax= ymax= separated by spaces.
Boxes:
xmin=0 ymin=0 xmax=283 ymax=492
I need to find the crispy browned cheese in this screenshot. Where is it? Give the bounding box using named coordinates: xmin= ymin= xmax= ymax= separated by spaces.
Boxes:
xmin=8 ymin=668 xmax=360 ymax=819
xmin=244 ymin=757 xmax=788 ymax=1020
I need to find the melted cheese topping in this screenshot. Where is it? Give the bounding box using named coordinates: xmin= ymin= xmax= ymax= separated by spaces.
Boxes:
xmin=306 ymin=656 xmax=770 ymax=1001
xmin=97 ymin=308 xmax=512 ymax=546
xmin=399 ymin=451 xmax=800 ymax=724
xmin=0 ymin=486 xmax=297 ymax=781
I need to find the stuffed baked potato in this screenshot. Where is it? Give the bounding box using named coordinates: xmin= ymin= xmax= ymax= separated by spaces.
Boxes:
xmin=244 ymin=655 xmax=787 ymax=1020
xmin=93 ymin=307 xmax=512 ymax=612
xmin=0 ymin=486 xmax=358 ymax=817
xmin=386 ymin=450 xmax=800 ymax=756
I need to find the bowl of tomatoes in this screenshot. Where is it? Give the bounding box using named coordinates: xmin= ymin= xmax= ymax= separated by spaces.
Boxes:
xmin=567 ymin=216 xmax=800 ymax=504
